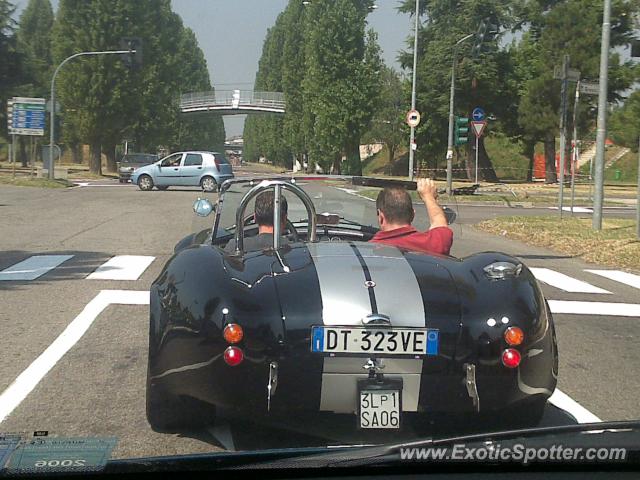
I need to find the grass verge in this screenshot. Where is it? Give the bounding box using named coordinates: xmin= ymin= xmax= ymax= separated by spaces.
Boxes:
xmin=0 ymin=175 xmax=74 ymax=188
xmin=475 ymin=215 xmax=640 ymax=270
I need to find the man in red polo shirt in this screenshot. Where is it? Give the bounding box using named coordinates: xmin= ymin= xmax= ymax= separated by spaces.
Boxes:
xmin=369 ymin=178 xmax=453 ymax=255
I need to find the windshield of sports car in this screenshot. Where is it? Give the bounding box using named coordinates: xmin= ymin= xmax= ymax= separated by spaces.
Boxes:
xmin=1 ymin=0 xmax=639 ymax=475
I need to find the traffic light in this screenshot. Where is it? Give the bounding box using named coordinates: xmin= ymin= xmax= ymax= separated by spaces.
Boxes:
xmin=631 ymin=39 xmax=640 ymax=58
xmin=455 ymin=116 xmax=469 ymax=146
xmin=119 ymin=37 xmax=143 ymax=69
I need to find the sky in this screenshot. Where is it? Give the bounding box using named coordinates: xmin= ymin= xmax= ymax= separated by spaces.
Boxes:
xmin=13 ymin=0 xmax=412 ymax=139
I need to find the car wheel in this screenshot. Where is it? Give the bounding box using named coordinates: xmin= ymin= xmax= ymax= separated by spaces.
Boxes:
xmin=157 ymin=186 xmax=169 ymax=191
xmin=146 ymin=374 xmax=216 ymax=432
xmin=200 ymin=176 xmax=217 ymax=192
xmin=137 ymin=175 xmax=154 ymax=191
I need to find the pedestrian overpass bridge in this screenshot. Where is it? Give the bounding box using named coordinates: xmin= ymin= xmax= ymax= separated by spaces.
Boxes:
xmin=180 ymin=90 xmax=285 ymax=115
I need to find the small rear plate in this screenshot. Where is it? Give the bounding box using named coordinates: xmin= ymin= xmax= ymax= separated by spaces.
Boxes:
xmin=357 ymin=377 xmax=403 ymax=429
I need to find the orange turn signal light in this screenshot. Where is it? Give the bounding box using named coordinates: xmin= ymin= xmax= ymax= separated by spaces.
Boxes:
xmin=504 ymin=326 xmax=524 ymax=346
xmin=223 ymin=323 xmax=243 ymax=344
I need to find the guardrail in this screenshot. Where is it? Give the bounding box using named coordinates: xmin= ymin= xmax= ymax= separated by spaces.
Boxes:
xmin=179 ymin=90 xmax=286 ymax=112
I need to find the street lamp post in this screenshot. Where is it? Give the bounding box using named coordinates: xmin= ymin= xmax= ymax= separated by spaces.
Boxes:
xmin=48 ymin=49 xmax=135 ymax=180
xmin=408 ymin=0 xmax=419 ymax=180
xmin=446 ymin=33 xmax=474 ymax=194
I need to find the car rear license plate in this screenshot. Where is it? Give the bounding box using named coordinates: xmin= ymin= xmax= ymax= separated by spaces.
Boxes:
xmin=358 ymin=379 xmax=402 ymax=429
xmin=310 ymin=326 xmax=438 ymax=356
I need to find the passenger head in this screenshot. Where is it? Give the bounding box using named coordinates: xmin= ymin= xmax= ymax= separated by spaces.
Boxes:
xmin=375 ymin=187 xmax=415 ymax=231
xmin=254 ymin=190 xmax=288 ymax=228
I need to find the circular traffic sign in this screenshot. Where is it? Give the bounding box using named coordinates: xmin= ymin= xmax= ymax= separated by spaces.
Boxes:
xmin=406 ymin=109 xmax=421 ymax=128
xmin=472 ymin=107 xmax=485 ymax=121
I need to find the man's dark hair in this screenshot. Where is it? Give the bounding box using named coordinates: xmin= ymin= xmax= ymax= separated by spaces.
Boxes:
xmin=376 ymin=187 xmax=414 ymax=225
xmin=254 ymin=190 xmax=288 ymax=226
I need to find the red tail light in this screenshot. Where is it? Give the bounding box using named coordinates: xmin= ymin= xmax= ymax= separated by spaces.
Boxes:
xmin=502 ymin=348 xmax=521 ymax=368
xmin=214 ymin=157 xmax=221 ymax=170
xmin=223 ymin=346 xmax=244 ymax=366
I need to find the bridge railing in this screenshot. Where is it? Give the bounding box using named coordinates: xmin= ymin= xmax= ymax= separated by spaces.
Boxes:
xmin=180 ymin=90 xmax=285 ymax=111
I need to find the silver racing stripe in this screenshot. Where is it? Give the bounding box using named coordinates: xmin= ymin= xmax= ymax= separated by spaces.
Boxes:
xmin=308 ymin=242 xmax=426 ymax=413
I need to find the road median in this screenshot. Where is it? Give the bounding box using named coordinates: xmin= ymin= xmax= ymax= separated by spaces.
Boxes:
xmin=475 ymin=216 xmax=640 ymax=270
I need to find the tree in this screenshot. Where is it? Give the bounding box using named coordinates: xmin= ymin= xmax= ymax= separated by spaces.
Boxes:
xmin=363 ymin=66 xmax=406 ymax=170
xmin=172 ymin=28 xmax=225 ymax=151
xmin=514 ymin=0 xmax=638 ymax=183
xmin=302 ymin=0 xmax=381 ymax=174
xmin=610 ymin=91 xmax=640 ymax=149
xmin=398 ymin=0 xmax=518 ymax=181
xmin=0 ymin=0 xmax=21 ymax=140
xmin=51 ymin=0 xmax=223 ymax=173
xmin=16 ymin=0 xmax=53 ymax=97
xmin=244 ymin=0 xmax=381 ymax=174
xmin=14 ymin=0 xmax=53 ymax=166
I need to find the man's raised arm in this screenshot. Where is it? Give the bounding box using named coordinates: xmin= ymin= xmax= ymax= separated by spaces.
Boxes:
xmin=417 ymin=178 xmax=448 ymax=230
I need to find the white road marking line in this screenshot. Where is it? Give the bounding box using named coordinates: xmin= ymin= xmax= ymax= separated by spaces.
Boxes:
xmin=549 ymin=389 xmax=601 ymax=423
xmin=0 ymin=290 xmax=149 ymax=424
xmin=0 ymin=255 xmax=74 ymax=281
xmin=86 ymin=255 xmax=155 ymax=281
xmin=548 ymin=206 xmax=593 ymax=213
xmin=334 ymin=187 xmax=375 ymax=202
xmin=586 ymin=269 xmax=640 ymax=290
xmin=530 ymin=267 xmax=611 ymax=294
xmin=548 ymin=300 xmax=640 ymax=317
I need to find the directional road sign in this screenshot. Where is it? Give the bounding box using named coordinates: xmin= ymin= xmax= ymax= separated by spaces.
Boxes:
xmin=406 ymin=109 xmax=421 ymax=128
xmin=471 ymin=120 xmax=487 ymax=138
xmin=472 ymin=107 xmax=485 ymax=121
xmin=580 ymin=82 xmax=600 ymax=95
xmin=8 ymin=97 xmax=46 ymax=136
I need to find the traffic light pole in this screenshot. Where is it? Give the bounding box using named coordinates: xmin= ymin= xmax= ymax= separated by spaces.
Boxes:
xmin=446 ymin=33 xmax=474 ymax=195
xmin=48 ymin=49 xmax=134 ymax=179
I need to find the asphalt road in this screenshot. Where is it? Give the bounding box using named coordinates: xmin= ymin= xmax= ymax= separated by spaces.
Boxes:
xmin=0 ymin=177 xmax=638 ymax=460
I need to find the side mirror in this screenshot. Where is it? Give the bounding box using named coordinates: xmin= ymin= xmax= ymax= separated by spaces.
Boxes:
xmin=443 ymin=206 xmax=457 ymax=225
xmin=193 ymin=198 xmax=215 ymax=217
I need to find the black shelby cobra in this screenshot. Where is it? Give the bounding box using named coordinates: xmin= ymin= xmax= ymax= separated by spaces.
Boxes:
xmin=146 ymin=177 xmax=558 ymax=432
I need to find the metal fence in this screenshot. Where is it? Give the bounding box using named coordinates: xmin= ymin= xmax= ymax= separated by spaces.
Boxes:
xmin=179 ymin=90 xmax=286 ymax=111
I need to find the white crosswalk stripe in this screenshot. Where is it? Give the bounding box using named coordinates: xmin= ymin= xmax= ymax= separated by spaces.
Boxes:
xmin=548 ymin=300 xmax=640 ymax=317
xmin=585 ymin=270 xmax=640 ymax=291
xmin=0 ymin=255 xmax=74 ymax=281
xmin=530 ymin=267 xmax=611 ymax=294
xmin=86 ymin=255 xmax=155 ymax=281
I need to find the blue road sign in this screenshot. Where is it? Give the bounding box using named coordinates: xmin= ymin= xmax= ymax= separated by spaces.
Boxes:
xmin=9 ymin=97 xmax=46 ymax=135
xmin=472 ymin=107 xmax=485 ymax=121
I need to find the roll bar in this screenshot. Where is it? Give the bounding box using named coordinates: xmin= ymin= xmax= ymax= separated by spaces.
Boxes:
xmin=232 ymin=179 xmax=317 ymax=255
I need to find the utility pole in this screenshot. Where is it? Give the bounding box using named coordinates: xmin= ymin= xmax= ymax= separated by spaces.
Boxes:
xmin=446 ymin=33 xmax=474 ymax=195
xmin=557 ymin=54 xmax=570 ymax=218
xmin=408 ymin=0 xmax=419 ymax=180
xmin=592 ymin=0 xmax=611 ymax=230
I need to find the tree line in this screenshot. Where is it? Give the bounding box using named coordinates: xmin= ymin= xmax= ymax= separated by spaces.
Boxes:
xmin=246 ymin=0 xmax=639 ymax=182
xmin=244 ymin=0 xmax=383 ymax=175
xmin=0 ymin=0 xmax=224 ymax=174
